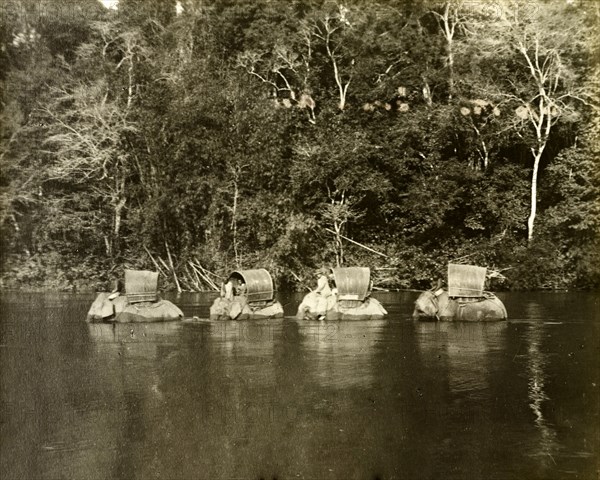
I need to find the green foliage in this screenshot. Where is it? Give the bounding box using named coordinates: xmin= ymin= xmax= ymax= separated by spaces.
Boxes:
xmin=1 ymin=0 xmax=598 ymax=291
xmin=504 ymin=239 xmax=572 ymax=290
xmin=539 ymin=116 xmax=600 ymax=288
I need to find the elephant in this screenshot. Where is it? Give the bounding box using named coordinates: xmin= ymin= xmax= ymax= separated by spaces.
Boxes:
xmin=209 ymin=296 xmax=284 ymax=321
xmin=296 ymin=266 xmax=388 ymax=320
xmin=413 ymin=289 xmax=507 ymax=322
xmin=209 ymin=268 xmax=284 ymax=320
xmin=87 ymin=292 xmax=183 ymax=323
xmin=87 ymin=269 xmax=184 ymax=323
xmin=296 ymin=291 xmax=387 ymax=321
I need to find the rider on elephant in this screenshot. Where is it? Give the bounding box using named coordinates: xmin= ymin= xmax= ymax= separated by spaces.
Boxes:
xmin=314 ymin=268 xmax=332 ymax=297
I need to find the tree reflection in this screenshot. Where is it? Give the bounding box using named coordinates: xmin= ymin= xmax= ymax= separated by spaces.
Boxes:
xmin=523 ymin=301 xmax=559 ymax=471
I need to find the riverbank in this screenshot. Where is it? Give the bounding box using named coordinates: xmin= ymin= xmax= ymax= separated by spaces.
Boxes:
xmin=2 ymin=240 xmax=598 ymax=293
xmin=0 ymin=271 xmax=593 ymax=294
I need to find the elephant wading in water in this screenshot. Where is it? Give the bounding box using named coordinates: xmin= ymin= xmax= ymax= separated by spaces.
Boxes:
xmin=413 ymin=289 xmax=507 ymax=322
xmin=87 ymin=270 xmax=183 ymax=323
xmin=296 ymin=267 xmax=387 ymax=321
xmin=209 ymin=269 xmax=284 ymax=320
xmin=413 ymin=264 xmax=507 ymax=322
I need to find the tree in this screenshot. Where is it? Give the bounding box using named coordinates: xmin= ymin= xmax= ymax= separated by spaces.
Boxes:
xmin=1 ymin=0 xmax=598 ymax=290
xmin=0 ymin=1 xmax=90 ymax=261
xmin=318 ymin=189 xmax=363 ymax=266
xmin=483 ymin=0 xmax=593 ymax=241
xmin=290 ymin=115 xmax=391 ymax=265
xmin=430 ymin=1 xmax=462 ymax=101
xmin=41 ymin=20 xmax=148 ymax=259
xmin=306 ymin=3 xmax=358 ymax=111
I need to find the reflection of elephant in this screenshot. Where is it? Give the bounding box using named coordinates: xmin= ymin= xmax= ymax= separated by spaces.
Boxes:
xmin=413 ymin=290 xmax=507 ymax=322
xmin=301 ymin=318 xmax=387 ymax=388
xmin=296 ymin=291 xmax=387 ymax=321
xmin=87 ymin=293 xmax=183 ymax=323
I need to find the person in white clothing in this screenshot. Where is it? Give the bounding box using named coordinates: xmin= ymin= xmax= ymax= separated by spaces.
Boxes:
xmin=313 ymin=268 xmax=332 ymax=320
xmin=314 ymin=268 xmax=332 ymax=297
xmin=221 ymin=279 xmax=234 ymax=300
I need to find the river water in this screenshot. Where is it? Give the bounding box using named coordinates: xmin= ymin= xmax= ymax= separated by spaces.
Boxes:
xmin=0 ymin=291 xmax=598 ymax=480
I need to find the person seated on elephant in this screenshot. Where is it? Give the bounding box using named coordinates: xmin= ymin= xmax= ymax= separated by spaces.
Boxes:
xmin=363 ymin=278 xmax=373 ymax=300
xmin=108 ymin=278 xmax=123 ymax=301
xmin=235 ymin=279 xmax=248 ymax=310
xmin=329 ymin=272 xmax=338 ymax=297
xmin=221 ymin=279 xmax=234 ymax=301
xmin=312 ymin=268 xmax=332 ymax=320
xmin=236 ymin=281 xmax=247 ymax=297
xmin=314 ymin=268 xmax=332 ymax=297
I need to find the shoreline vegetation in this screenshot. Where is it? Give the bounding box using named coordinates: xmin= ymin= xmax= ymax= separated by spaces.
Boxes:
xmin=1 ymin=1 xmax=598 ymax=293
xmin=0 ymin=250 xmax=594 ymax=293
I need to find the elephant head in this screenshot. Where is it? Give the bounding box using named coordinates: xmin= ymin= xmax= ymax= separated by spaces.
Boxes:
xmin=413 ymin=290 xmax=440 ymax=320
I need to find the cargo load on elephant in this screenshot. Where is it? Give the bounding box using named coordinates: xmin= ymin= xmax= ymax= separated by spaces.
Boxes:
xmin=87 ymin=269 xmax=184 ymax=323
xmin=209 ymin=268 xmax=284 ymax=320
xmin=413 ymin=264 xmax=507 ymax=322
xmin=296 ymin=267 xmax=388 ymax=321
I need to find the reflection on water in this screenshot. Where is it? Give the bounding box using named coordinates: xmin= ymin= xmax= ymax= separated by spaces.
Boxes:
xmin=413 ymin=321 xmax=510 ymax=479
xmin=523 ymin=301 xmax=559 ymax=471
xmin=415 ymin=321 xmax=507 ymax=398
xmin=302 ymin=319 xmax=387 ymax=389
xmin=0 ymin=291 xmax=598 ymax=480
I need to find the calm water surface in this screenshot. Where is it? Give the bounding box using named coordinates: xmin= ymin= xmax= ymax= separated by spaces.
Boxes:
xmin=1 ymin=291 xmax=598 ymax=480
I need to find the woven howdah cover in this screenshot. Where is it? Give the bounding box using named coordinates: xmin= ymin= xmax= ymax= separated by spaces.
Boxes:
xmin=229 ymin=269 xmax=274 ymax=303
xmin=332 ymin=267 xmax=371 ymax=302
xmin=125 ymin=269 xmax=159 ymax=303
xmin=447 ymin=264 xmax=486 ymax=298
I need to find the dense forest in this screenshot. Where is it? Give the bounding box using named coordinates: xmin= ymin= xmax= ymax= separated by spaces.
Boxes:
xmin=0 ymin=0 xmax=598 ymax=292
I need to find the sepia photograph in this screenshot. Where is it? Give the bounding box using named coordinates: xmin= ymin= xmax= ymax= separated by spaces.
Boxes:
xmin=0 ymin=0 xmax=598 ymax=479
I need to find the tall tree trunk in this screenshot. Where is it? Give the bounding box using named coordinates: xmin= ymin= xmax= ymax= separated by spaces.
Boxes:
xmin=231 ymin=169 xmax=240 ymax=267
xmin=10 ymin=214 xmax=31 ymax=256
xmin=516 ymin=36 xmax=560 ymax=242
xmin=113 ymin=197 xmax=126 ymax=255
xmin=320 ymin=18 xmax=351 ymax=111
xmin=471 ymin=122 xmax=489 ymax=170
xmin=445 ymin=31 xmax=455 ymax=100
xmin=527 ymin=146 xmax=545 ymax=242
xmin=112 ymin=176 xmax=126 ymax=257
xmin=333 ymin=220 xmax=343 ymax=267
xmin=104 ymin=236 xmax=111 ymax=257
xmin=433 ymin=2 xmax=457 ymax=101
